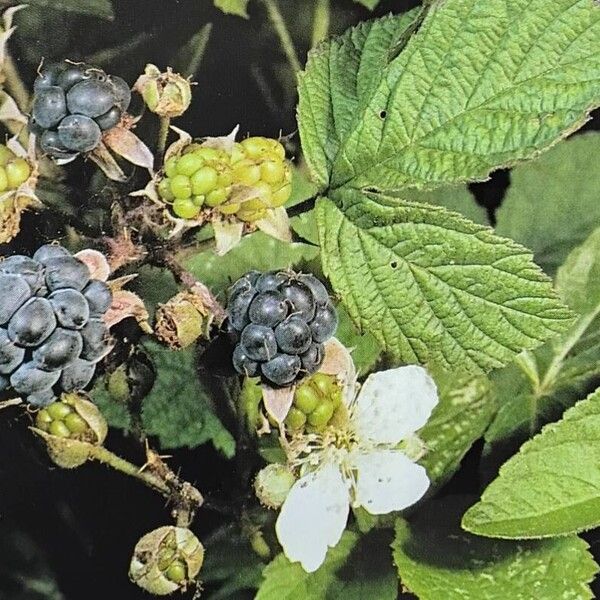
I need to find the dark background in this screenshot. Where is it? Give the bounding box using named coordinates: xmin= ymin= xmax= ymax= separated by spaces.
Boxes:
xmin=0 ymin=0 xmax=598 ymax=598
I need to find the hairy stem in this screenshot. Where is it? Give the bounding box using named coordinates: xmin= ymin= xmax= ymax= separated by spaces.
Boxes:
xmin=312 ymin=0 xmax=330 ymax=47
xmin=156 ymin=115 xmax=171 ymax=166
xmin=88 ymin=445 xmax=171 ymax=496
xmin=261 ymin=0 xmax=302 ymax=74
xmin=185 ymin=23 xmax=213 ymax=77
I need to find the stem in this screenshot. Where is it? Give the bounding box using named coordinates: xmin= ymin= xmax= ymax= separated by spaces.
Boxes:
xmin=311 ymin=0 xmax=330 ymax=47
xmin=261 ymin=0 xmax=302 ymax=74
xmin=539 ymin=307 xmax=600 ymax=393
xmin=88 ymin=445 xmax=171 ymax=496
xmin=3 ymin=54 xmax=30 ymax=111
xmin=156 ymin=116 xmax=171 ymax=166
xmin=185 ymin=23 xmax=213 ymax=77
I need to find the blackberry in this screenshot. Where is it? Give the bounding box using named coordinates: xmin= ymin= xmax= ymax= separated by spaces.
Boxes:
xmin=156 ymin=137 xmax=292 ymax=222
xmin=0 ymin=245 xmax=114 ymax=406
xmin=29 ymin=61 xmax=131 ymax=159
xmin=226 ymin=271 xmax=338 ymax=387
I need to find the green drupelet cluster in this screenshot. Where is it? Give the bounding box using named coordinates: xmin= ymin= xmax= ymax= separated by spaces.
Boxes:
xmin=285 ymin=373 xmax=344 ymax=432
xmin=157 ymin=136 xmax=292 ymax=221
xmin=35 ymin=400 xmax=89 ymax=439
xmin=0 ymin=145 xmax=32 ymax=192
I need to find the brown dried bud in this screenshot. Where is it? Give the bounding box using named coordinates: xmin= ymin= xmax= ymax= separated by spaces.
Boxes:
xmin=129 ymin=526 xmax=204 ymax=595
xmin=134 ymin=64 xmax=192 ymax=118
xmin=155 ymin=287 xmax=212 ymax=349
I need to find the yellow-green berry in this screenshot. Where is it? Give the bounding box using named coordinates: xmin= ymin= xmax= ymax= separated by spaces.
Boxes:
xmin=6 ymin=158 xmax=31 ymax=188
xmin=173 ymin=198 xmax=200 ymax=219
xmin=170 ymin=174 xmax=192 ymax=200
xmin=294 ymin=385 xmax=320 ymax=414
xmin=307 ymin=401 xmax=335 ymax=429
xmin=176 ymin=153 xmax=204 ymax=177
xmin=190 ymin=166 xmax=218 ymax=195
xmin=285 ymin=407 xmax=307 ymax=430
xmin=158 ymin=178 xmax=175 ymax=202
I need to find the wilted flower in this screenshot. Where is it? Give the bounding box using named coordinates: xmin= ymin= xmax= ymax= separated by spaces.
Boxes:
xmin=129 ymin=526 xmax=204 ymax=595
xmin=134 ymin=64 xmax=192 ymax=118
xmin=275 ymin=352 xmax=438 ymax=572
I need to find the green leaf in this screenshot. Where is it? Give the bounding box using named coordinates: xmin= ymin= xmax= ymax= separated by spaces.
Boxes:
xmin=463 ymin=387 xmax=600 ymax=538
xmin=393 ymin=497 xmax=598 ymax=600
xmin=202 ymin=524 xmax=264 ymax=600
xmin=141 ymin=341 xmax=235 ymax=456
xmin=214 ymin=0 xmax=249 ymax=18
xmin=298 ymin=10 xmax=420 ymax=190
xmin=256 ymin=532 xmax=358 ymax=600
xmin=420 ymin=373 xmax=496 ymax=487
xmin=485 ymin=227 xmax=600 ymax=453
xmin=89 ymin=377 xmax=132 ymax=431
xmin=182 ymin=231 xmax=319 ymax=295
xmin=335 ymin=306 xmax=382 ymax=377
xmin=496 ymin=133 xmax=600 ymax=275
xmin=317 ymin=191 xmax=573 ymax=373
xmin=25 ymin=0 xmax=114 ymax=19
xmin=256 ymin=530 xmax=397 ymax=600
xmin=299 ymin=1 xmax=600 ymax=192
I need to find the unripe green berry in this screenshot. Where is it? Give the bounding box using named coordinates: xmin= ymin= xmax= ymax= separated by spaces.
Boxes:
xmin=49 ymin=420 xmax=71 ymax=438
xmin=176 ymin=153 xmax=204 ymax=177
xmin=36 ymin=408 xmax=53 ymax=428
xmin=196 ymin=147 xmax=224 ymax=162
xmin=233 ymin=160 xmax=261 ymax=186
xmin=230 ymin=144 xmax=246 ymax=163
xmin=166 ymin=560 xmax=187 ymax=583
xmin=173 ymin=198 xmax=200 ymax=219
xmin=236 ymin=206 xmax=267 ymax=222
xmin=47 ymin=401 xmax=72 ymax=420
xmin=0 ymin=168 xmax=8 ymax=193
xmin=217 ymin=202 xmax=240 ymax=215
xmin=285 ymin=407 xmax=307 ymax=430
xmin=260 ymin=160 xmax=285 ymax=185
xmin=271 ymin=183 xmax=292 ymax=207
xmin=6 ymin=158 xmax=31 ymax=188
xmin=164 ymin=156 xmax=178 ymax=178
xmin=294 ymin=385 xmax=320 ymax=414
xmin=158 ymin=178 xmax=175 ymax=202
xmin=307 ymin=401 xmax=335 ymax=429
xmin=312 ymin=372 xmax=335 ymax=397
xmin=205 ymin=187 xmax=228 ymax=207
xmin=64 ymin=412 xmax=88 ymax=435
xmin=191 ymin=195 xmax=205 ymax=207
xmin=217 ymin=169 xmax=233 ymax=188
xmin=170 ymin=174 xmax=192 ymax=200
xmin=190 ymin=166 xmax=218 ymax=195
xmin=241 ymin=137 xmax=271 ymax=159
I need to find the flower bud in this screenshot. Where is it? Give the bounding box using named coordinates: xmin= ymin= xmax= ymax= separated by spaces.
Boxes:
xmin=32 ymin=393 xmax=108 ymax=468
xmin=254 ymin=463 xmax=296 ymax=509
xmin=155 ymin=289 xmax=210 ymax=349
xmin=134 ymin=64 xmax=192 ymax=118
xmin=129 ymin=526 xmax=204 ymax=596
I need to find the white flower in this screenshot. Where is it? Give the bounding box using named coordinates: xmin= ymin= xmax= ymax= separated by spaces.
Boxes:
xmin=275 ymin=365 xmax=438 ymax=572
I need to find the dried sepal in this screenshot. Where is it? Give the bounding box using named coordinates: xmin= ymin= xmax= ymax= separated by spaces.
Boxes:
xmin=0 ymin=5 xmax=25 ymax=68
xmin=255 ymin=206 xmax=292 ymax=243
xmin=88 ymin=141 xmax=127 ymax=182
xmin=74 ymin=249 xmax=110 ymax=281
xmin=104 ymin=289 xmax=152 ymax=333
xmin=134 ymin=64 xmax=193 ymax=118
xmin=155 ymin=289 xmax=210 ymax=349
xmin=31 ymin=392 xmax=108 ymax=469
xmin=103 ymin=123 xmax=154 ymax=171
xmin=213 ymin=218 xmax=243 ymax=256
xmin=129 ymin=526 xmax=204 ymax=596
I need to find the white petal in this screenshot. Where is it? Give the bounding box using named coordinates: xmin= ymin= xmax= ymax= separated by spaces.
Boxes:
xmin=275 ymin=461 xmax=349 ymax=572
xmin=351 ymin=449 xmax=429 ymax=515
xmin=353 ymin=366 xmax=438 ymax=445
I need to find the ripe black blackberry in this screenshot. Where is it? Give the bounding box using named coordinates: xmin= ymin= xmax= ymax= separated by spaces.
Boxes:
xmin=226 ymin=271 xmax=338 ymax=387
xmin=29 ymin=61 xmax=131 ymax=159
xmin=0 ymin=245 xmax=114 ymax=406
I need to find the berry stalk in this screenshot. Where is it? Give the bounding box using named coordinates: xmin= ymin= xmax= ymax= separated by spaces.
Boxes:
xmin=311 ymin=0 xmax=330 ymax=48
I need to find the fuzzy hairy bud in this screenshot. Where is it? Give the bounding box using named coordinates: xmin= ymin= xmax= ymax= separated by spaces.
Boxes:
xmin=134 ymin=64 xmax=192 ymax=118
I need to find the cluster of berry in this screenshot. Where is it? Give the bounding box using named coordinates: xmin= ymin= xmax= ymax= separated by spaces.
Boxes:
xmin=35 ymin=399 xmax=89 ymax=439
xmin=226 ymin=271 xmax=338 ymax=387
xmin=29 ymin=62 xmax=131 ymax=159
xmin=157 ymin=137 xmax=292 ymax=221
xmin=286 ymin=373 xmax=343 ymax=432
xmin=0 ymin=245 xmax=113 ymax=406
xmin=0 ymin=145 xmax=31 ymax=192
